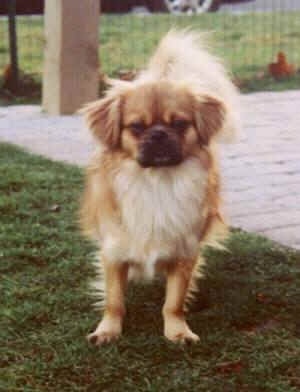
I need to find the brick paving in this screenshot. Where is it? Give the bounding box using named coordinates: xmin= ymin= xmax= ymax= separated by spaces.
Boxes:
xmin=1 ymin=90 xmax=299 ymax=249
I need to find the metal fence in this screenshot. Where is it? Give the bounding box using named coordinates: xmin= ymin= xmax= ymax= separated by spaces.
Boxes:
xmin=0 ymin=0 xmax=300 ymax=98
xmin=100 ymin=3 xmax=300 ymax=82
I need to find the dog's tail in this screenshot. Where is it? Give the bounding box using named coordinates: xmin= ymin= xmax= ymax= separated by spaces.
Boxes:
xmin=147 ymin=30 xmax=222 ymax=81
xmin=141 ymin=30 xmax=241 ymax=142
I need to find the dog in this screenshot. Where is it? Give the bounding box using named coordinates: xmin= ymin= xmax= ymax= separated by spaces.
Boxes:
xmin=80 ymin=30 xmax=240 ymax=345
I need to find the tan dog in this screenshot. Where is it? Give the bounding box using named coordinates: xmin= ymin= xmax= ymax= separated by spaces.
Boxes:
xmin=80 ymin=30 xmax=240 ymax=345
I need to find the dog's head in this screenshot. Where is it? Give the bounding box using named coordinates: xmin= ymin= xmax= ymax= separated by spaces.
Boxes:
xmin=83 ymin=80 xmax=226 ymax=167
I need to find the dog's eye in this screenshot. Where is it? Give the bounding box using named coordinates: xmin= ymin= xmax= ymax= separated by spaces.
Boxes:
xmin=171 ymin=119 xmax=190 ymax=131
xmin=129 ymin=122 xmax=145 ymax=135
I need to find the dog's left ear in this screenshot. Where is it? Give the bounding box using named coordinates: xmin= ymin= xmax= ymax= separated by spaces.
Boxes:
xmin=193 ymin=94 xmax=226 ymax=146
xmin=80 ymin=80 xmax=132 ymax=149
xmin=81 ymin=92 xmax=122 ymax=149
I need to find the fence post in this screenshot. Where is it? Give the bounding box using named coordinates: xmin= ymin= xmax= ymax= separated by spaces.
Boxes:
xmin=7 ymin=0 xmax=19 ymax=90
xmin=42 ymin=0 xmax=99 ymax=114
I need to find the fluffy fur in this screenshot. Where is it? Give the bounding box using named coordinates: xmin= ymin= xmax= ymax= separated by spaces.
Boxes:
xmin=80 ymin=30 xmax=240 ymax=345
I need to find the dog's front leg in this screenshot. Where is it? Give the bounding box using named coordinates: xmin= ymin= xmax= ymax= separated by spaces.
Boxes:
xmin=163 ymin=260 xmax=199 ymax=343
xmin=88 ymin=260 xmax=129 ymax=346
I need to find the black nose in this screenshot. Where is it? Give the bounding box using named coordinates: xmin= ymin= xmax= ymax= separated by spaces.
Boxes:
xmin=150 ymin=128 xmax=167 ymax=142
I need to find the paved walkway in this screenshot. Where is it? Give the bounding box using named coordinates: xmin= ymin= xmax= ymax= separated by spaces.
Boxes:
xmin=1 ymin=90 xmax=299 ymax=250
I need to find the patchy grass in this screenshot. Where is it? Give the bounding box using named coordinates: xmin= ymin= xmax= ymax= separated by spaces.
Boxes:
xmin=1 ymin=143 xmax=300 ymax=391
xmin=0 ymin=12 xmax=300 ymax=103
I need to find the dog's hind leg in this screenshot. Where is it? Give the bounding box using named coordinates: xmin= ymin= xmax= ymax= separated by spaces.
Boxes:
xmin=184 ymin=254 xmax=206 ymax=309
xmin=87 ymin=259 xmax=129 ymax=346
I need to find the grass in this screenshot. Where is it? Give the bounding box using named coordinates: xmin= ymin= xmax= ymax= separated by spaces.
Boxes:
xmin=1 ymin=142 xmax=300 ymax=391
xmin=0 ymin=12 xmax=300 ymax=104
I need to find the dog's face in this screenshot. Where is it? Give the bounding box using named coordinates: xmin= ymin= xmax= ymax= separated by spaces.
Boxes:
xmin=84 ymin=81 xmax=225 ymax=167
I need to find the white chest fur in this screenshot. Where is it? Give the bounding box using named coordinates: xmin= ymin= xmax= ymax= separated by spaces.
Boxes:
xmin=102 ymin=158 xmax=208 ymax=275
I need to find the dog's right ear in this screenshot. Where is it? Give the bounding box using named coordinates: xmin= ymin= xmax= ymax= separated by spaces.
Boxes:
xmin=193 ymin=93 xmax=226 ymax=146
xmin=81 ymin=92 xmax=122 ymax=149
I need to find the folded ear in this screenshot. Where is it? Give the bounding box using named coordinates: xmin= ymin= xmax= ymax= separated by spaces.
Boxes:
xmin=81 ymin=92 xmax=122 ymax=149
xmin=193 ymin=94 xmax=226 ymax=146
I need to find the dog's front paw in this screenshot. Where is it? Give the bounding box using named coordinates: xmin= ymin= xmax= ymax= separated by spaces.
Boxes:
xmin=164 ymin=317 xmax=200 ymax=344
xmin=87 ymin=329 xmax=121 ymax=346
xmin=166 ymin=328 xmax=200 ymax=344
xmin=87 ymin=318 xmax=122 ymax=346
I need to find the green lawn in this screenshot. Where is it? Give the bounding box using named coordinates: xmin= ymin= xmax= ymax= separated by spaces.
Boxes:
xmin=0 ymin=12 xmax=300 ymax=104
xmin=1 ymin=142 xmax=300 ymax=391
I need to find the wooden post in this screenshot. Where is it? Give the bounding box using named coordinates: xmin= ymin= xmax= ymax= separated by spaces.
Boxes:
xmin=42 ymin=0 xmax=99 ymax=114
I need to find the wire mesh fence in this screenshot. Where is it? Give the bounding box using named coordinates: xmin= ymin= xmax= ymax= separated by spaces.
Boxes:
xmin=0 ymin=15 xmax=45 ymax=76
xmin=0 ymin=14 xmax=9 ymax=71
xmin=100 ymin=7 xmax=300 ymax=80
xmin=0 ymin=0 xmax=299 ymax=101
